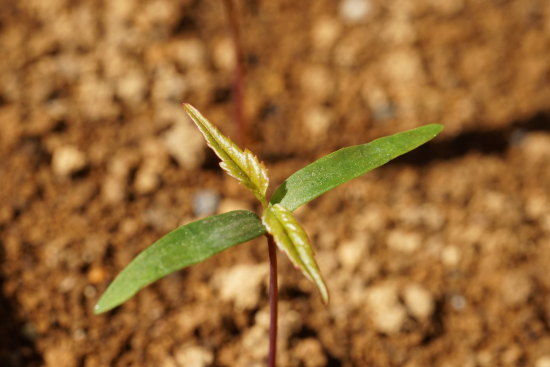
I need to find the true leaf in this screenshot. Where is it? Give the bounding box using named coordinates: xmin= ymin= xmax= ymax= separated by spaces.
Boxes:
xmin=262 ymin=204 xmax=328 ymax=304
xmin=271 ymin=124 xmax=443 ymax=211
xmin=183 ymin=104 xmax=269 ymax=205
xmin=94 ymin=210 xmax=267 ymax=314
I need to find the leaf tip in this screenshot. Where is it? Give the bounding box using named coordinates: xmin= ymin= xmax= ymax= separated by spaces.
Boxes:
xmin=181 ymin=103 xmax=196 ymax=116
xmin=321 ymin=290 xmax=330 ymax=306
xmin=93 ymin=301 xmax=107 ymax=315
xmin=427 ymin=123 xmax=444 ymax=136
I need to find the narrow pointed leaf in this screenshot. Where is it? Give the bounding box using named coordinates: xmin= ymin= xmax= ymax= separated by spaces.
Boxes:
xmin=183 ymin=104 xmax=269 ymax=204
xmin=262 ymin=204 xmax=328 ymax=303
xmin=271 ymin=124 xmax=443 ymax=211
xmin=95 ymin=210 xmax=266 ymax=314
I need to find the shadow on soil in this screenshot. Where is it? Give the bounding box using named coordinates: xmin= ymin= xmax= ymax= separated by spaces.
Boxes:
xmin=395 ymin=111 xmax=550 ymax=165
xmin=0 ymin=246 xmax=42 ymax=367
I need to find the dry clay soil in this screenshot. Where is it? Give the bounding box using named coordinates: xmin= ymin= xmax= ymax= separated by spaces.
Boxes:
xmin=0 ymin=0 xmax=550 ymax=366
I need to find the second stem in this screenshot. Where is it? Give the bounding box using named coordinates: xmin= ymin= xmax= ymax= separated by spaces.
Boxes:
xmin=267 ymin=235 xmax=278 ymax=367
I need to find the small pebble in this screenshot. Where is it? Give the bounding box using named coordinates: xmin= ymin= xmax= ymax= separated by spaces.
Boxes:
xmin=441 ymin=245 xmax=461 ymax=267
xmin=193 ymin=190 xmax=220 ymax=217
xmin=536 ymin=356 xmax=550 ymax=367
xmin=73 ymin=328 xmax=87 ymax=341
xmin=519 ymin=132 xmax=550 ymax=162
xmin=213 ymin=37 xmax=236 ymax=71
xmin=134 ymin=165 xmax=160 ymax=194
xmin=87 ymin=266 xmax=107 ymax=284
xmin=312 ymin=17 xmax=341 ymax=50
xmin=340 ymin=0 xmax=372 ymax=23
xmin=403 ymin=284 xmax=435 ymax=319
xmin=174 ymin=345 xmax=213 ymax=367
xmin=300 ymin=65 xmax=333 ymax=102
xmin=366 ymin=283 xmax=407 ymax=333
xmin=173 ymin=38 xmax=206 ymax=69
xmin=500 ymin=272 xmax=533 ymax=306
xmin=450 ymin=294 xmax=466 ymax=311
xmin=303 ymin=106 xmax=333 ymax=139
xmin=102 ymin=176 xmax=126 ymax=204
xmin=59 ymin=276 xmax=76 ymax=293
xmin=337 ymin=236 xmax=368 ymax=271
xmin=293 ymin=338 xmax=327 ymax=367
xmin=163 ymin=112 xmax=206 ymax=170
xmin=116 ymin=70 xmax=147 ymax=106
xmin=387 ymin=229 xmax=422 ymax=253
xmin=84 ymin=285 xmax=97 ymax=298
xmin=52 ymin=145 xmax=87 ymax=176
xmin=213 ymin=264 xmax=268 ymax=310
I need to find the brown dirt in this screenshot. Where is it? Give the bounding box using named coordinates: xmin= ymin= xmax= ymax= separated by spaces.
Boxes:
xmin=0 ymin=0 xmax=549 ymax=366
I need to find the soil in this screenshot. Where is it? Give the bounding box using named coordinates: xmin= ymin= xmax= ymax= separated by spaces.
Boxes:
xmin=0 ymin=0 xmax=549 ymax=366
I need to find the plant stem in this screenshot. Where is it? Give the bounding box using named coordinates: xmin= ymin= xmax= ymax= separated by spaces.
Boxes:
xmin=222 ymin=0 xmax=248 ymax=146
xmin=267 ymin=234 xmax=278 ymax=367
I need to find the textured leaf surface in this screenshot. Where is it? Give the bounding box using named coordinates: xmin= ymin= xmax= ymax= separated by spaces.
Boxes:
xmin=95 ymin=210 xmax=266 ymax=314
xmin=262 ymin=204 xmax=328 ymax=303
xmin=183 ymin=104 xmax=269 ymax=204
xmin=271 ymin=124 xmax=443 ymax=211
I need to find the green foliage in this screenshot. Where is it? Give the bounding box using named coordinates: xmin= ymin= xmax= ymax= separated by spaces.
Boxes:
xmin=94 ymin=210 xmax=266 ymax=314
xmin=95 ymin=105 xmax=443 ymax=314
xmin=262 ymin=204 xmax=328 ymax=303
xmin=270 ymin=124 xmax=443 ymax=211
xmin=184 ymin=104 xmax=269 ymax=206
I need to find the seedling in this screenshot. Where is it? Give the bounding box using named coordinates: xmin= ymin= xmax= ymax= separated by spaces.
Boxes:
xmin=95 ymin=105 xmax=443 ymax=366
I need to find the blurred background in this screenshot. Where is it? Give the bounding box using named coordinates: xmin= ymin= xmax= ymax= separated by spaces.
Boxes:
xmin=0 ymin=0 xmax=549 ymax=366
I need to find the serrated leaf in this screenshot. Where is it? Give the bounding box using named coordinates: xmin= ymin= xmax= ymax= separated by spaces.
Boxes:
xmin=95 ymin=210 xmax=267 ymax=314
xmin=183 ymin=104 xmax=269 ymax=205
xmin=262 ymin=204 xmax=328 ymax=304
xmin=271 ymin=124 xmax=443 ymax=211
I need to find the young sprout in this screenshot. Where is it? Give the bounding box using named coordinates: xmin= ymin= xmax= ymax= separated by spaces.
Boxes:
xmin=95 ymin=105 xmax=443 ymax=365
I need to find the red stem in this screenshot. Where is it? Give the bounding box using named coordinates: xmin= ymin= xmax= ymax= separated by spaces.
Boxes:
xmin=222 ymin=0 xmax=248 ymax=146
xmin=267 ymin=235 xmax=278 ymax=367
xmin=223 ymin=2 xmax=274 ymax=365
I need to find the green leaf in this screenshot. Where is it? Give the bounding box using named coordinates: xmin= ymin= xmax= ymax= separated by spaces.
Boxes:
xmin=94 ymin=210 xmax=267 ymax=314
xmin=183 ymin=104 xmax=269 ymax=205
xmin=271 ymin=124 xmax=443 ymax=211
xmin=262 ymin=204 xmax=328 ymax=304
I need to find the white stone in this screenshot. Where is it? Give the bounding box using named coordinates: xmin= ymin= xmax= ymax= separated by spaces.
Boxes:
xmin=213 ymin=37 xmax=236 ymax=71
xmin=174 ymin=345 xmax=213 ymax=367
xmin=102 ymin=175 xmax=126 ymax=203
xmin=193 ymin=190 xmax=220 ymax=217
xmin=213 ymin=264 xmax=268 ymax=310
xmin=116 ymin=70 xmax=147 ymax=106
xmin=134 ymin=165 xmax=159 ymax=194
xmin=312 ymin=17 xmax=341 ymax=50
xmin=536 ymin=356 xmax=550 ymax=367
xmin=300 ymin=65 xmax=333 ymax=101
xmin=386 ymin=229 xmax=422 ymax=253
xmin=366 ymin=283 xmax=407 ymax=333
xmin=293 ymin=338 xmax=327 ymax=367
xmin=337 ymin=236 xmax=368 ymax=271
xmin=501 ymin=272 xmax=533 ymax=306
xmin=520 ymin=133 xmax=550 ymax=163
xmin=162 ymin=108 xmax=206 ymax=169
xmin=403 ymin=284 xmax=434 ymax=319
xmin=52 ymin=145 xmax=87 ymax=176
xmin=173 ymin=38 xmax=206 ymax=69
xmin=441 ymin=245 xmax=461 ymax=267
xmin=303 ymin=106 xmax=332 ymax=139
xmin=383 ymin=49 xmax=425 ymax=83
xmin=340 ymin=0 xmax=372 ymax=23
xmin=152 ymin=67 xmax=188 ymax=103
